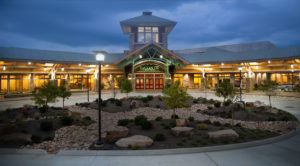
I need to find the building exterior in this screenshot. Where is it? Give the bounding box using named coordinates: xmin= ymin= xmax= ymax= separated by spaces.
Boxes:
xmin=0 ymin=11 xmax=299 ymax=96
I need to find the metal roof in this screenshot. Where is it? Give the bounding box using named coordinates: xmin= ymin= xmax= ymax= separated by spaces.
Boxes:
xmin=120 ymin=11 xmax=176 ymax=34
xmin=176 ymin=45 xmax=300 ymax=64
xmin=0 ymin=47 xmax=123 ymax=64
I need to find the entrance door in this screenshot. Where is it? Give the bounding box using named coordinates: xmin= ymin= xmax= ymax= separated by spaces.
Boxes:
xmin=135 ymin=78 xmax=144 ymax=89
xmin=155 ymin=78 xmax=164 ymax=89
xmin=145 ymin=78 xmax=154 ymax=89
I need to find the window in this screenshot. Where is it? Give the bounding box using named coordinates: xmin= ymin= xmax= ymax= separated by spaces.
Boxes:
xmin=137 ymin=27 xmax=159 ymax=43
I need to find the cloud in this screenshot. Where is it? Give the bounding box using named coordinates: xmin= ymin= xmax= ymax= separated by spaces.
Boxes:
xmin=0 ymin=0 xmax=300 ymax=53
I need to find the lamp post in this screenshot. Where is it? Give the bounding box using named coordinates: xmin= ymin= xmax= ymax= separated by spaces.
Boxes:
xmin=86 ymin=68 xmax=91 ymax=102
xmin=95 ymin=52 xmax=105 ymax=146
xmin=238 ymin=67 xmax=243 ymax=102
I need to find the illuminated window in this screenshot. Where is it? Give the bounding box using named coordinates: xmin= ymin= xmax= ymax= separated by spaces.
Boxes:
xmin=193 ymin=74 xmax=201 ymax=88
xmin=138 ymin=27 xmax=159 ymax=43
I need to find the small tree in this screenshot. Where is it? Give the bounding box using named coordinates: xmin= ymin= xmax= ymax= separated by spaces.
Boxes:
xmin=32 ymin=82 xmax=59 ymax=109
xmin=120 ymin=78 xmax=133 ymax=98
xmin=258 ymin=80 xmax=278 ymax=107
xmin=58 ymin=86 xmax=72 ymax=108
xmin=215 ymin=79 xmax=236 ymax=102
xmin=162 ymin=80 xmax=190 ymax=118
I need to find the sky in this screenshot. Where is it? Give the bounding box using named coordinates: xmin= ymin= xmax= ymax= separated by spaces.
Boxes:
xmin=0 ymin=0 xmax=300 ymax=53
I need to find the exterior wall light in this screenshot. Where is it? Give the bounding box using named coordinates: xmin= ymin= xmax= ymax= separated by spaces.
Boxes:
xmin=3 ymin=66 xmax=6 ymax=71
xmin=221 ymin=62 xmax=224 ymax=66
xmin=159 ymin=55 xmax=163 ymax=59
xmin=291 ymin=64 xmax=294 ymax=68
xmin=28 ymin=61 xmax=32 ymax=65
xmin=268 ymin=60 xmax=271 ymax=64
xmin=238 ymin=67 xmax=243 ymax=71
xmin=78 ymin=63 xmax=82 ymax=66
xmin=139 ymin=55 xmax=143 ymax=59
xmin=61 ymin=68 xmax=64 ymax=71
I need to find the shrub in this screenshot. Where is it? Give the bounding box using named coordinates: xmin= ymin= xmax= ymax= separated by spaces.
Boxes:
xmin=214 ymin=102 xmax=221 ymax=108
xmin=215 ymin=79 xmax=236 ymax=102
xmin=154 ymin=133 xmax=166 ymax=141
xmin=134 ymin=115 xmax=148 ymax=125
xmin=213 ymin=121 xmax=221 ymax=126
xmin=33 ymin=82 xmax=59 ymax=109
xmin=38 ymin=105 xmax=48 ymax=113
xmin=120 ymin=78 xmax=133 ymax=98
xmin=118 ymin=119 xmax=131 ymax=126
xmin=60 ymin=116 xmax=74 ymax=126
xmin=40 ymin=120 xmax=53 ymax=131
xmin=169 ymin=121 xmax=176 ymax=128
xmin=207 ymin=106 xmax=213 ymax=110
xmin=188 ymin=116 xmax=194 ymax=122
xmin=155 ymin=105 xmax=160 ymax=108
xmin=140 ymin=120 xmax=153 ymax=130
xmin=83 ymin=116 xmax=92 ymax=121
xmin=81 ymin=116 xmax=93 ymax=126
xmin=197 ymin=123 xmax=208 ymax=130
xmin=203 ymin=119 xmax=211 ymax=124
xmin=171 ymin=114 xmax=179 ymax=119
xmin=115 ymin=99 xmax=122 ymax=106
xmin=155 ymin=116 xmax=163 ymax=121
xmin=146 ymin=95 xmax=153 ymax=101
xmin=223 ymin=99 xmax=232 ymax=106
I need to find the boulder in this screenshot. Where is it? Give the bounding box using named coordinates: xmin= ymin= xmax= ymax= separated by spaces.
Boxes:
xmin=171 ymin=127 xmax=193 ymax=136
xmin=115 ymin=135 xmax=153 ymax=148
xmin=105 ymin=126 xmax=129 ymax=143
xmin=130 ymin=100 xmax=144 ymax=109
xmin=253 ymin=101 xmax=265 ymax=107
xmin=176 ymin=119 xmax=187 ymax=127
xmin=208 ymin=129 xmax=239 ymax=141
xmin=0 ymin=132 xmax=32 ymax=146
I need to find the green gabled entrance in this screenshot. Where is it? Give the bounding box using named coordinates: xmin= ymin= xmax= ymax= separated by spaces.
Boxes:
xmin=117 ymin=43 xmax=188 ymax=90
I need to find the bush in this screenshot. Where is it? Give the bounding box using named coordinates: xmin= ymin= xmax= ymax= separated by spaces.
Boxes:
xmin=188 ymin=116 xmax=194 ymax=122
xmin=214 ymin=102 xmax=221 ymax=108
xmin=60 ymin=116 xmax=74 ymax=126
xmin=40 ymin=120 xmax=53 ymax=131
xmin=169 ymin=121 xmax=176 ymax=128
xmin=155 ymin=116 xmax=163 ymax=121
xmin=197 ymin=123 xmax=208 ymax=130
xmin=213 ymin=121 xmax=221 ymax=126
xmin=146 ymin=95 xmax=153 ymax=101
xmin=81 ymin=116 xmax=93 ymax=126
xmin=207 ymin=106 xmax=213 ymax=110
xmin=134 ymin=115 xmax=148 ymax=125
xmin=203 ymin=119 xmax=211 ymax=124
xmin=140 ymin=120 xmax=153 ymax=130
xmin=83 ymin=116 xmax=92 ymax=121
xmin=38 ymin=105 xmax=48 ymax=113
xmin=223 ymin=99 xmax=232 ymax=106
xmin=115 ymin=100 xmax=122 ymax=106
xmin=154 ymin=133 xmax=166 ymax=141
xmin=171 ymin=114 xmax=179 ymax=119
xmin=118 ymin=119 xmax=131 ymax=126
xmin=155 ymin=105 xmax=160 ymax=108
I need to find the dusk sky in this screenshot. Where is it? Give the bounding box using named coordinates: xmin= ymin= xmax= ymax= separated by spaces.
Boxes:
xmin=0 ymin=0 xmax=300 ymax=53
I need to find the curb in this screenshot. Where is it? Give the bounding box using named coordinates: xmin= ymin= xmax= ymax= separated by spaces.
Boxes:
xmin=1 ymin=125 xmax=297 ymax=156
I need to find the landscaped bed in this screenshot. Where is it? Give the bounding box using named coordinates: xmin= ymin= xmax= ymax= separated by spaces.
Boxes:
xmin=0 ymin=95 xmax=298 ymax=152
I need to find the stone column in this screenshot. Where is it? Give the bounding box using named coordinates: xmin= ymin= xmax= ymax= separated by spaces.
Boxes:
xmin=29 ymin=73 xmax=34 ymax=92
xmin=7 ymin=74 xmax=10 ymax=95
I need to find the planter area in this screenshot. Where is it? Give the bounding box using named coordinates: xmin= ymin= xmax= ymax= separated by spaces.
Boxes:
xmin=0 ymin=96 xmax=298 ymax=153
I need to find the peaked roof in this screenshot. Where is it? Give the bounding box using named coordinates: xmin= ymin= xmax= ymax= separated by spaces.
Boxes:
xmin=0 ymin=47 xmax=123 ymax=64
xmin=117 ymin=43 xmax=189 ymax=65
xmin=120 ymin=11 xmax=177 ymax=34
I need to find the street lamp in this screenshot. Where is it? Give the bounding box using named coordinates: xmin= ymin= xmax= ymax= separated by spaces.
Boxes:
xmin=238 ymin=67 xmax=243 ymax=102
xmin=86 ymin=68 xmax=91 ymax=102
xmin=95 ymin=51 xmax=105 ymax=146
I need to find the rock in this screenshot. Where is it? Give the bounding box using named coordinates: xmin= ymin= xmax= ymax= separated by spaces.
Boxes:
xmin=130 ymin=100 xmax=143 ymax=109
xmin=208 ymin=129 xmax=239 ymax=141
xmin=115 ymin=135 xmax=153 ymax=148
xmin=0 ymin=132 xmax=32 ymax=145
xmin=171 ymin=127 xmax=193 ymax=136
xmin=176 ymin=119 xmax=187 ymax=127
xmin=253 ymin=101 xmax=265 ymax=107
xmin=105 ymin=126 xmax=129 ymax=143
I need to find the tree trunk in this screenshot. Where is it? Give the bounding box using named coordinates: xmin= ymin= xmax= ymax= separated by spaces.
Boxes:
xmin=269 ymin=95 xmax=272 ymax=108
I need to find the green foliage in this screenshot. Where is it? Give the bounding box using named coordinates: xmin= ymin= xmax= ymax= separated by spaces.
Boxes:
xmin=33 ymin=82 xmax=59 ymax=108
xmin=118 ymin=119 xmax=131 ymax=126
xmin=215 ymin=79 xmax=236 ymax=101
xmin=60 ymin=116 xmax=74 ymax=126
xmin=155 ymin=116 xmax=163 ymax=121
xmin=134 ymin=115 xmax=148 ymax=125
xmin=162 ymin=80 xmax=190 ymax=115
xmin=58 ymin=86 xmax=72 ymax=108
xmin=40 ymin=120 xmax=53 ymax=131
xmin=140 ymin=120 xmax=153 ymax=130
xmin=120 ymin=78 xmax=133 ymax=97
xmin=197 ymin=123 xmax=208 ymax=130
xmin=257 ymin=80 xmax=278 ymax=107
xmin=214 ymin=101 xmax=221 ymax=108
xmin=154 ymin=133 xmax=166 ymax=141
xmin=188 ymin=116 xmax=194 ymax=122
xmin=223 ymin=99 xmax=232 ymax=106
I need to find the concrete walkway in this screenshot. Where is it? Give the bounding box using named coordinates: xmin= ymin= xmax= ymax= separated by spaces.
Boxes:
xmin=0 ymin=92 xmax=299 ymax=166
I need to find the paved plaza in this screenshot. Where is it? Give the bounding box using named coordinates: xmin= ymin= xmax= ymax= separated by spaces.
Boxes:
xmin=0 ymin=91 xmax=299 ymax=166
